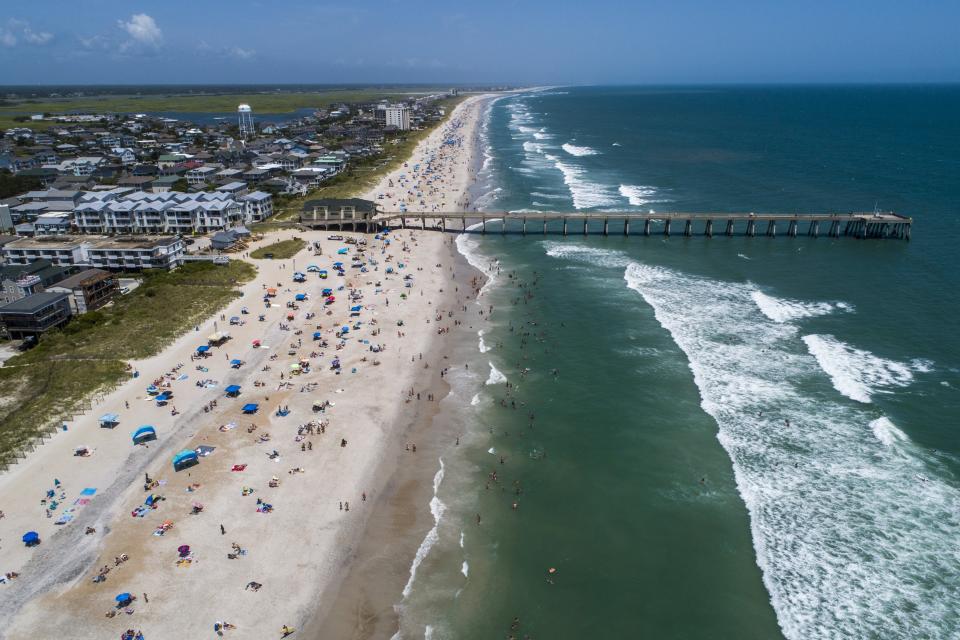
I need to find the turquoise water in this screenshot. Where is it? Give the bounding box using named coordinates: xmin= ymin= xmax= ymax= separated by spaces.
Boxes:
xmin=399 ymin=86 xmax=960 ymax=639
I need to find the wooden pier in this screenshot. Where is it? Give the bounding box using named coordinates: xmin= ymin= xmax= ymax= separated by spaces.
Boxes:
xmin=373 ymin=211 xmax=912 ymax=240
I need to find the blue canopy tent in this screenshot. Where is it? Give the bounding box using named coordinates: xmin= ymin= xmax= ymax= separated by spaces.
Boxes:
xmin=99 ymin=413 xmax=119 ymax=428
xmin=172 ymin=449 xmax=199 ymax=471
xmin=295 ymin=293 xmax=307 ymax=301
xmin=22 ymin=531 xmax=40 ymax=546
xmin=313 ymin=331 xmax=322 ymax=340
xmin=132 ymin=425 xmax=157 ymax=444
xmin=196 ymin=345 xmax=210 ymax=354
xmin=225 ymin=385 xmax=241 ymax=397
xmin=116 ymin=593 xmax=133 ymax=605
xmin=230 ymin=359 xmax=243 ymax=368
xmin=242 ymin=403 xmax=259 ymax=414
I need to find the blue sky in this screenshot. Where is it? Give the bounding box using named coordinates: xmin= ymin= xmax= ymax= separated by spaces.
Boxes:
xmin=0 ymin=0 xmax=957 ymax=85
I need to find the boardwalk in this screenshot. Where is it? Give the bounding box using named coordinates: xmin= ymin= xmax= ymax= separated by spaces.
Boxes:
xmin=373 ymin=211 xmax=912 ymax=240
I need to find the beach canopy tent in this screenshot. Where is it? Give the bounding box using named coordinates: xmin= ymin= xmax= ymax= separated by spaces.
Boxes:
xmin=116 ymin=593 xmax=133 ymax=605
xmin=307 ymin=264 xmax=320 ymax=272
xmin=242 ymin=403 xmax=259 ymax=414
xmin=99 ymin=413 xmax=120 ymax=428
xmin=295 ymin=294 xmax=307 ymax=301
xmin=225 ymin=385 xmax=241 ymax=397
xmin=350 ymin=305 xmax=361 ymax=312
xmin=230 ymin=359 xmax=243 ymax=368
xmin=132 ymin=425 xmax=157 ymax=444
xmin=173 ymin=449 xmax=199 ymax=471
xmin=208 ymin=332 xmax=230 ymax=345
xmin=266 ymin=288 xmax=277 ymax=297
xmin=196 ymin=345 xmax=211 ymax=354
xmin=22 ymin=531 xmax=40 ymax=546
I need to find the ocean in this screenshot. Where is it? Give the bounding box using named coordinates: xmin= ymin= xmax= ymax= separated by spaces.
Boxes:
xmin=396 ymin=85 xmax=960 ymax=639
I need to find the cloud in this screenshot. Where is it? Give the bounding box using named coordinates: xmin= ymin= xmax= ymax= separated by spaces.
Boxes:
xmin=117 ymin=14 xmax=162 ymax=46
xmin=1 ymin=19 xmax=53 ymax=47
xmin=229 ymin=47 xmax=255 ymax=60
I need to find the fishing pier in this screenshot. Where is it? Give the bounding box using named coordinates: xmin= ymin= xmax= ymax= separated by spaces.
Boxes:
xmin=374 ymin=211 xmax=912 ymax=240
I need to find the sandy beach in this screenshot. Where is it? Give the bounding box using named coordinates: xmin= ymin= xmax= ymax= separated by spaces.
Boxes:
xmin=0 ymin=94 xmax=496 ymax=640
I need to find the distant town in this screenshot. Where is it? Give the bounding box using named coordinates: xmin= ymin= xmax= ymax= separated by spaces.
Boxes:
xmin=0 ymin=88 xmax=465 ymax=342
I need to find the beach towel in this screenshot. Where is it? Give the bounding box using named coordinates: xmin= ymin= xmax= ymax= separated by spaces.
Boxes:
xmin=74 ymin=498 xmax=91 ymax=506
xmin=178 ymin=374 xmax=189 ymax=381
xmin=231 ymin=464 xmax=247 ymax=472
xmin=54 ymin=513 xmax=74 ymax=525
xmin=80 ymin=488 xmax=97 ymax=496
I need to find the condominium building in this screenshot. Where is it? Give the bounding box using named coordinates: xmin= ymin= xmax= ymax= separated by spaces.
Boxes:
xmin=1 ymin=236 xmax=185 ymax=271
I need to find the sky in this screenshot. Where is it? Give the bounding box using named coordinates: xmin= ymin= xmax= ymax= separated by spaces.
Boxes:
xmin=0 ymin=0 xmax=957 ymax=85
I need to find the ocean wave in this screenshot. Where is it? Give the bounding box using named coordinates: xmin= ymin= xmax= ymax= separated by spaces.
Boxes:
xmin=751 ymin=291 xmax=849 ymax=324
xmin=802 ymin=334 xmax=924 ymax=403
xmin=618 ymin=184 xmax=668 ymax=206
xmin=544 ymin=153 xmax=619 ymax=209
xmin=542 ymin=242 xmax=631 ymax=268
xmin=621 ymin=261 xmax=959 ymax=639
xmin=486 ymin=362 xmax=507 ymax=385
xmin=529 ymin=191 xmax=567 ymax=200
xmin=461 ymin=561 xmax=469 ymax=578
xmin=562 ymin=143 xmax=599 ymax=157
xmin=870 ymin=416 xmax=909 ymax=447
xmin=478 ymin=329 xmax=490 ymax=353
xmin=470 ymin=393 xmax=480 ymax=406
xmin=401 ymin=459 xmax=446 ymax=599
xmin=455 ymin=220 xmax=500 ymax=298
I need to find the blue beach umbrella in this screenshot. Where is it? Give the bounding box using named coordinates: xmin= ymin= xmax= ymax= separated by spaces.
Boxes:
xmin=313 ymin=331 xmax=322 ymax=340
xmin=132 ymin=425 xmax=157 ymax=444
xmin=22 ymin=531 xmax=40 ymax=546
xmin=116 ymin=593 xmax=133 ymax=604
xmin=242 ymin=403 xmax=259 ymax=414
xmin=196 ymin=345 xmax=210 ymax=353
xmin=230 ymin=359 xmax=242 ymax=367
xmin=225 ymin=385 xmax=241 ymax=396
xmin=295 ymin=294 xmax=307 ymax=301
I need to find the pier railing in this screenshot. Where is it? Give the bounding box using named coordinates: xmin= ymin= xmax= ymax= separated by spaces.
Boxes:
xmin=373 ymin=211 xmax=912 ymax=240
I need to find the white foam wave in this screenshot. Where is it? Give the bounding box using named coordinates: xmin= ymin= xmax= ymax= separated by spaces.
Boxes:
xmin=618 ymin=184 xmax=667 ymax=206
xmin=529 ymin=191 xmax=567 ymax=200
xmin=751 ymin=291 xmax=845 ymax=324
xmin=478 ymin=329 xmax=490 ymax=353
xmin=802 ymin=334 xmax=922 ymax=403
xmin=542 ymin=242 xmax=631 ymax=268
xmin=737 ymin=253 xmax=752 ymax=260
xmin=544 ymin=153 xmax=618 ymax=209
xmin=562 ymin=143 xmax=599 ymax=156
xmin=622 ymin=262 xmax=959 ymax=639
xmin=486 ymin=363 xmax=507 ymax=385
xmin=459 ymin=530 xmax=464 ymax=548
xmin=401 ymin=458 xmax=446 ymax=599
xmin=470 ymin=393 xmax=480 ymax=406
xmin=870 ymin=417 xmax=909 ymax=446
xmin=455 ymin=220 xmax=500 ymax=299
xmin=424 ymin=626 xmax=434 ymax=640
xmin=461 ymin=561 xmax=469 ymax=578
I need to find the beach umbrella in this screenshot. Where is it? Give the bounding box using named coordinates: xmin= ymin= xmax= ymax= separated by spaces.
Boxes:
xmin=230 ymin=359 xmax=242 ymax=368
xmin=350 ymin=305 xmax=361 ymax=312
xmin=132 ymin=425 xmax=157 ymax=444
xmin=173 ymin=449 xmax=199 ymax=471
xmin=337 ymin=248 xmax=348 ymax=255
xmin=115 ymin=593 xmax=133 ymax=604
xmin=290 ymin=363 xmax=300 ymax=370
xmin=295 ymin=294 xmax=307 ymax=301
xmin=333 ymin=262 xmax=343 ymax=267
xmin=225 ymin=385 xmax=241 ymax=396
xmin=322 ymin=288 xmax=332 ymax=296
xmin=313 ymin=331 xmax=322 ymax=340
xmin=177 ymin=545 xmax=191 ymax=557
xmin=196 ymin=345 xmax=210 ymax=353
xmin=341 ymin=326 xmax=349 ymax=333
xmin=242 ymin=403 xmax=259 ymax=414
xmin=252 ymin=339 xmax=261 ymax=347
xmin=22 ymin=531 xmax=39 ymax=546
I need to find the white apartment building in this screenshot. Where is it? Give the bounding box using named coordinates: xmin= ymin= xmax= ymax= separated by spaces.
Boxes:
xmin=2 ymin=236 xmax=184 ymax=271
xmin=71 ymin=189 xmax=266 ymax=235
xmin=381 ymin=105 xmax=411 ymax=131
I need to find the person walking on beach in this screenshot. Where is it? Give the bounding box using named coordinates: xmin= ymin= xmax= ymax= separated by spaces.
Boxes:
xmin=220 ymin=523 xmax=226 ymax=535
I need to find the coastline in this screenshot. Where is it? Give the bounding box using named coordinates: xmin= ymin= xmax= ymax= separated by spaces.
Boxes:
xmin=301 ymin=95 xmax=497 ymax=639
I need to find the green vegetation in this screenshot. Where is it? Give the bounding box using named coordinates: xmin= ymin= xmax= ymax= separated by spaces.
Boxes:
xmin=0 ymin=88 xmax=450 ymax=118
xmin=274 ymin=96 xmax=466 ymax=220
xmin=0 ymin=170 xmax=44 ymax=199
xmin=250 ymin=238 xmax=306 ymax=259
xmin=0 ymin=260 xmax=256 ymax=466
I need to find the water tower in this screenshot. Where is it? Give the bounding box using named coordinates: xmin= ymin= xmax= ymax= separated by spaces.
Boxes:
xmin=238 ymin=104 xmax=254 ymax=139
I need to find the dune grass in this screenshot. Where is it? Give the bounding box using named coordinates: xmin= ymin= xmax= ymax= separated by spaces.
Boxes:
xmin=249 ymin=239 xmax=306 ymax=259
xmin=0 ymin=260 xmax=256 ymax=467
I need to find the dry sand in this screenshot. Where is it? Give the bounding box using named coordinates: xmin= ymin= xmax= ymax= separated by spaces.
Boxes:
xmin=0 ymin=94 xmax=495 ymax=640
